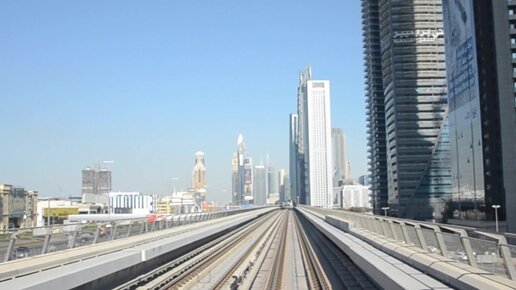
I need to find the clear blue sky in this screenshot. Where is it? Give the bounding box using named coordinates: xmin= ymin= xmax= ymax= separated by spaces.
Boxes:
xmin=0 ymin=1 xmax=366 ymax=203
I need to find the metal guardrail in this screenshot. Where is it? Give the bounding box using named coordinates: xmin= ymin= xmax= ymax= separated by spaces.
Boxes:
xmin=303 ymin=206 xmax=516 ymax=281
xmin=0 ymin=207 xmax=262 ymax=263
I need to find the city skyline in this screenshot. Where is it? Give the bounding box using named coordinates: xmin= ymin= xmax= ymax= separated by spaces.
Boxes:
xmin=0 ymin=1 xmax=367 ymax=203
xmin=3 ymin=1 xmax=516 ymax=288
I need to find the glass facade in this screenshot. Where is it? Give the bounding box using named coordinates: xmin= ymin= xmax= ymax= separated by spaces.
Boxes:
xmin=443 ymin=0 xmax=485 ymax=220
xmin=442 ymin=1 xmax=516 ymax=229
xmin=363 ymin=0 xmax=452 ymax=220
xmin=362 ymin=0 xmax=388 ymax=215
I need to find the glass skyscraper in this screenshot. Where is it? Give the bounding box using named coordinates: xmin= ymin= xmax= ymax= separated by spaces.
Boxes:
xmin=362 ymin=0 xmax=388 ymax=215
xmin=362 ymin=0 xmax=452 ymax=220
xmin=253 ymin=165 xmax=267 ymax=205
xmin=289 ymin=114 xmax=299 ymax=202
xmin=443 ymin=0 xmax=516 ymax=230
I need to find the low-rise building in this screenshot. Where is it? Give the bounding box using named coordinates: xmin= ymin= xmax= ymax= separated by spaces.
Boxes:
xmin=342 ymin=185 xmax=372 ymax=209
xmin=0 ymin=184 xmax=38 ymax=229
xmin=108 ymin=192 xmax=157 ymax=215
xmin=156 ymin=196 xmax=175 ymax=214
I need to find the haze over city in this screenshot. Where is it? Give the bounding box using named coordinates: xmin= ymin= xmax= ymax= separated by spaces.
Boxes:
xmin=0 ymin=1 xmax=367 ymax=202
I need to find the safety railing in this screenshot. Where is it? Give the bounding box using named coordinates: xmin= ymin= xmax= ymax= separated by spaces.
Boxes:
xmin=0 ymin=207 xmax=262 ymax=263
xmin=302 ymin=206 xmax=516 ymax=281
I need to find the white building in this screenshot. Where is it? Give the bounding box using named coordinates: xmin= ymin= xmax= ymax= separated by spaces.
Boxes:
xmin=302 ymin=79 xmax=333 ymax=208
xmin=342 ymin=185 xmax=372 ymax=209
xmin=108 ymin=192 xmax=157 ymax=215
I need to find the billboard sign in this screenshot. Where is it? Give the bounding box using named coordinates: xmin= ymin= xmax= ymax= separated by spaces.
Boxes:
xmin=244 ymin=168 xmax=252 ymax=185
xmin=44 ymin=207 xmax=79 ymax=218
xmin=443 ymin=0 xmax=485 ymax=204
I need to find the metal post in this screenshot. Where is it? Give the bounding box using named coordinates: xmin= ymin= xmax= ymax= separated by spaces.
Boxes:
xmin=499 ymin=241 xmax=516 ymax=280
xmin=492 ymin=205 xmax=500 ymax=232
xmin=68 ymin=231 xmax=78 ymax=249
xmin=399 ymin=222 xmax=412 ymax=244
xmin=93 ymin=224 xmax=102 ymax=244
xmin=380 ymin=218 xmax=394 ymax=239
xmin=425 ymin=224 xmax=448 ymax=257
xmin=111 ymin=223 xmax=118 ymax=240
xmin=41 ymin=233 xmax=51 ymax=254
xmin=413 ymin=224 xmax=428 ymax=251
xmin=4 ymin=232 xmax=17 ymax=262
xmin=140 ymin=221 xmax=145 ymax=234
xmin=388 ymin=220 xmax=402 ymax=242
xmin=381 ymin=206 xmax=389 ymax=217
xmin=127 ymin=221 xmax=133 ymax=238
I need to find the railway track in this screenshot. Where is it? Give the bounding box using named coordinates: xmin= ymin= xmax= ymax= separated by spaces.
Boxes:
xmin=114 ymin=208 xmax=377 ymax=290
xmin=296 ymin=210 xmax=379 ymax=290
xmin=113 ymin=210 xmax=284 ymax=290
xmin=292 ymin=211 xmax=332 ymax=290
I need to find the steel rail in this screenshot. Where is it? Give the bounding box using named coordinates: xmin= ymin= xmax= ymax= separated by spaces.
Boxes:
xmin=113 ymin=211 xmax=278 ymax=290
xmin=264 ymin=211 xmax=288 ymax=290
xmin=293 ymin=211 xmax=332 ymax=290
xmin=238 ymin=210 xmax=289 ymax=290
xmin=203 ymin=211 xmax=284 ymax=290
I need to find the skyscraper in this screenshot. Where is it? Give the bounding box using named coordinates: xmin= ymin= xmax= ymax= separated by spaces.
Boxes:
xmin=510 ymin=1 xmax=516 ymax=108
xmin=295 ymin=67 xmax=311 ymax=205
xmin=82 ymin=165 xmax=111 ymax=204
xmin=331 ymin=128 xmax=349 ymax=187
xmin=443 ymin=0 xmax=516 ymax=230
xmin=289 ymin=114 xmax=299 ymax=202
xmin=362 ymin=0 xmax=388 ymax=215
xmin=296 ymin=67 xmax=333 ymax=208
xmin=231 ymin=153 xmax=238 ymax=204
xmin=192 ymin=151 xmax=207 ymax=202
xmin=253 ymin=165 xmax=267 ymax=205
xmin=82 ymin=168 xmax=96 ymax=199
xmin=362 ymin=0 xmax=452 ymax=220
xmin=306 ymin=80 xmax=333 ymax=208
xmin=98 ymin=169 xmax=111 ymax=196
xmin=232 ymin=134 xmax=253 ymax=205
xmin=278 ymin=169 xmax=286 ymax=202
xmin=284 ymin=175 xmax=291 ymax=202
xmin=243 ymin=157 xmax=254 ymax=203
xmin=267 ymin=165 xmax=277 ymax=198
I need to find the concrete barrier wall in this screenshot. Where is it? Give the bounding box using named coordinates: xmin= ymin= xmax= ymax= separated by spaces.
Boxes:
xmin=297 ymin=207 xmax=452 ymax=290
xmin=320 ymin=212 xmax=516 ymax=290
xmin=0 ymin=207 xmax=276 ymax=290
